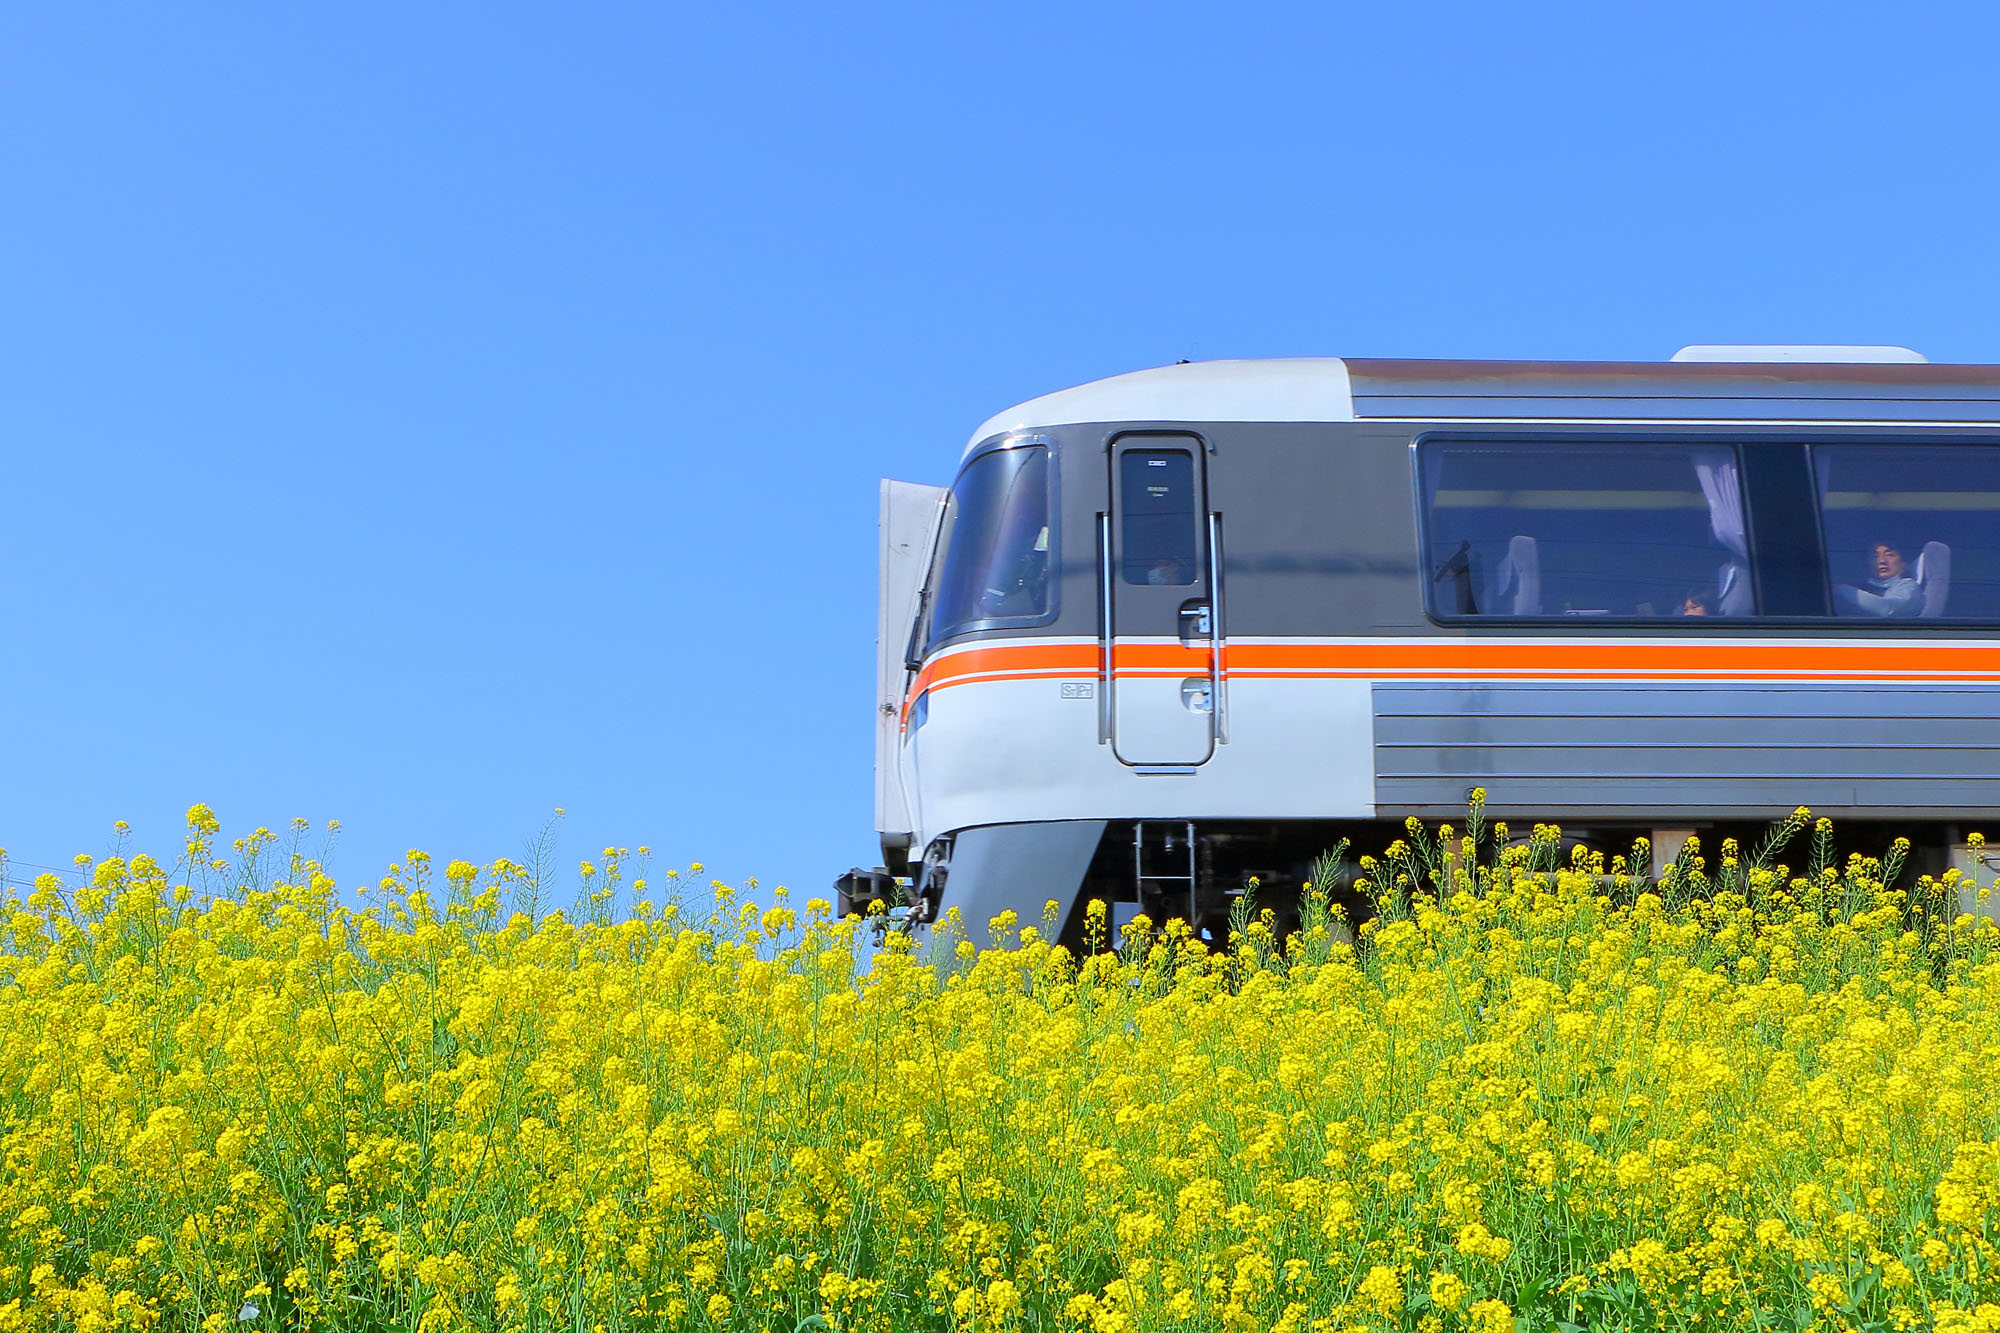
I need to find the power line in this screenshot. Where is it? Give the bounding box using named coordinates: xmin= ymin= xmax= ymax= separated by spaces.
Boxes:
xmin=1 ymin=858 xmax=84 ymax=881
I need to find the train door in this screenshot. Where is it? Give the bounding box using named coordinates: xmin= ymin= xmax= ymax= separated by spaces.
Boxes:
xmin=1106 ymin=434 xmax=1219 ymax=767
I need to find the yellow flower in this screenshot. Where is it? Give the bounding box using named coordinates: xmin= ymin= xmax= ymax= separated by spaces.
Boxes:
xmin=1429 ymin=1270 xmax=1469 ymax=1311
xmin=1357 ymin=1265 xmax=1403 ymax=1317
xmin=0 ymin=807 xmax=1991 ymax=1333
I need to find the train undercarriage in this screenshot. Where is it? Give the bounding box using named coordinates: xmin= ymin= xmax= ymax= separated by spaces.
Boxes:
xmin=836 ymin=815 xmax=1992 ymax=952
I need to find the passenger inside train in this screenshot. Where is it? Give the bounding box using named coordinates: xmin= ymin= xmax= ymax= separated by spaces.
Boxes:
xmin=1815 ymin=445 xmax=1984 ymax=620
xmin=1833 ymin=541 xmax=1927 ymax=618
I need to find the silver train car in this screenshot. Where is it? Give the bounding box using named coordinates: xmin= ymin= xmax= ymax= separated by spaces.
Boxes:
xmin=840 ymin=347 xmax=2000 ymax=944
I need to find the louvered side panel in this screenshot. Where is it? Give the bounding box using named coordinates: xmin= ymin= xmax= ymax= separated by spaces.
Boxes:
xmin=1373 ymin=683 xmax=2000 ymax=817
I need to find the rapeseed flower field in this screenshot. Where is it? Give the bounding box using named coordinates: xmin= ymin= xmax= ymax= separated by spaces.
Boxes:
xmin=4 ymin=802 xmax=2000 ymax=1332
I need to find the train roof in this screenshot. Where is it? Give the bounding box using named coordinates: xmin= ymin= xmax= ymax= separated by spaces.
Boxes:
xmin=967 ymin=352 xmax=2000 ymax=452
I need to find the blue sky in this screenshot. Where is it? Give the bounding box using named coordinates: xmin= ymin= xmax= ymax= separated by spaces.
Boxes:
xmin=4 ymin=3 xmax=1998 ymax=902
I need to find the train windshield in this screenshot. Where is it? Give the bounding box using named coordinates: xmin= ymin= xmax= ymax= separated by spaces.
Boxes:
xmin=927 ymin=444 xmax=1051 ymax=644
xmin=1420 ymin=441 xmax=1750 ymax=619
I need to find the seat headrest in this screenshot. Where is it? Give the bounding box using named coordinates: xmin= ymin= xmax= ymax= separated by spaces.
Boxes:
xmin=1916 ymin=541 xmax=1951 ymax=618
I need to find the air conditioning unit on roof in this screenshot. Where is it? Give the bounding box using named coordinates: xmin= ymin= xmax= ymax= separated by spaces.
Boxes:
xmin=1670 ymin=345 xmax=1928 ymax=364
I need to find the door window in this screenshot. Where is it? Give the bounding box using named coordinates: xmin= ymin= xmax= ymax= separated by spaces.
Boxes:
xmin=1120 ymin=449 xmax=1198 ymax=585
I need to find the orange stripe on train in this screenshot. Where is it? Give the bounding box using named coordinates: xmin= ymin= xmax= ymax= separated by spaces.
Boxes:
xmin=900 ymin=640 xmax=2000 ymax=725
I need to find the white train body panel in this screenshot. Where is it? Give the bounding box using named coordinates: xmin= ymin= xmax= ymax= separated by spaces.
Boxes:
xmin=906 ymin=638 xmax=1376 ymax=846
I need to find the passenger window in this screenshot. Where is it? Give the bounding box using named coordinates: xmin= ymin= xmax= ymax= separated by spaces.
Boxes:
xmin=927 ymin=444 xmax=1052 ymax=645
xmin=1419 ymin=442 xmax=1752 ymax=619
xmin=1815 ymin=445 xmax=2000 ymax=620
xmin=1120 ymin=450 xmax=1198 ymax=585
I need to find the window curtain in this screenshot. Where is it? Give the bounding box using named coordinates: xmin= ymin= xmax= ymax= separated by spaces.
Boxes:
xmin=1693 ymin=449 xmax=1748 ymax=560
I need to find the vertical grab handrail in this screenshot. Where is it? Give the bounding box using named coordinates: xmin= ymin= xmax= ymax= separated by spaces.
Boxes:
xmin=1208 ymin=511 xmax=1226 ymax=744
xmin=1098 ymin=512 xmax=1113 ymax=744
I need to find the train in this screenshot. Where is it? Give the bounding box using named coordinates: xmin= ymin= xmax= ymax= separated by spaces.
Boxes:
xmin=838 ymin=348 xmax=2000 ymax=945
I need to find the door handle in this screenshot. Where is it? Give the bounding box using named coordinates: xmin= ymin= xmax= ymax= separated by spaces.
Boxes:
xmin=1178 ymin=600 xmax=1211 ymax=643
xmin=1098 ymin=512 xmax=1113 ymax=744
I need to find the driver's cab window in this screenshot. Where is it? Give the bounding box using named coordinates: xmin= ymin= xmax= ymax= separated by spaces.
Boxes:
xmin=927 ymin=443 xmax=1052 ymax=645
xmin=1420 ymin=441 xmax=1753 ymax=620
